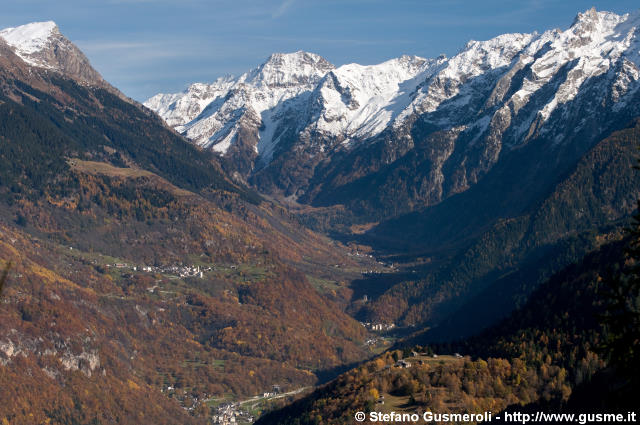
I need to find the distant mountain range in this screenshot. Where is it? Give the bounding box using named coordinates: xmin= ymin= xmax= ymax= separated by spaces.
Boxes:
xmin=146 ymin=8 xmax=640 ymax=224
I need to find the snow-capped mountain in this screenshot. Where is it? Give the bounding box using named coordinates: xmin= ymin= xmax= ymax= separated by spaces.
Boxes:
xmin=309 ymin=55 xmax=443 ymax=143
xmin=145 ymin=52 xmax=440 ymax=162
xmin=0 ymin=21 xmax=122 ymax=95
xmin=154 ymin=8 xmax=639 ymax=214
xmin=0 ymin=21 xmax=60 ymax=67
xmin=145 ymin=52 xmax=336 ymax=175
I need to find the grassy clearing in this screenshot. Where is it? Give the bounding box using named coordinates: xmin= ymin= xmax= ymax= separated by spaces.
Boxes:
xmin=68 ymin=158 xmax=194 ymax=197
xmin=379 ymin=393 xmax=413 ymax=412
xmin=181 ymin=358 xmax=225 ymax=371
xmin=69 ymin=158 xmax=155 ymax=178
xmin=306 ymin=274 xmax=342 ymax=293
xmin=205 ymin=394 xmax=235 ymax=408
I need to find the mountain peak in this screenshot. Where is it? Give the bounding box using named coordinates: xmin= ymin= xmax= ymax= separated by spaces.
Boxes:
xmin=0 ymin=21 xmax=59 ymax=62
xmin=247 ymin=51 xmax=334 ymax=88
xmin=262 ymin=51 xmax=330 ymax=67
xmin=570 ymin=8 xmax=627 ymax=34
xmin=0 ymin=21 xmax=127 ymax=100
xmin=265 ymin=50 xmax=323 ymax=62
xmin=573 ymin=6 xmax=599 ymax=23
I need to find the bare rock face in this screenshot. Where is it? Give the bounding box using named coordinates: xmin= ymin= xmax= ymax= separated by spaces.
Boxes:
xmin=31 ymin=27 xmax=105 ymax=86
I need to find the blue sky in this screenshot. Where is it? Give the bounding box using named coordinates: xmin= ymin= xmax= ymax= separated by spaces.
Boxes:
xmin=1 ymin=0 xmax=638 ymax=101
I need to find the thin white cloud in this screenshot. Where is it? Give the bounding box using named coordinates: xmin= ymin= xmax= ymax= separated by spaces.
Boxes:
xmin=76 ymin=41 xmax=155 ymax=51
xmin=272 ymin=0 xmax=295 ymax=18
xmin=252 ymin=35 xmax=415 ymax=46
xmin=74 ymin=40 xmax=195 ymax=67
xmin=106 ymin=0 xmax=179 ymax=3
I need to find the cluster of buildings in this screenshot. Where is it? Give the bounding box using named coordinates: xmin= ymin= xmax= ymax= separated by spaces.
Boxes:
xmin=362 ymin=267 xmax=393 ymax=275
xmin=142 ymin=264 xmax=209 ymax=278
xmin=211 ymin=403 xmax=254 ymax=425
xmin=210 ymin=385 xmax=281 ymax=424
xmin=364 ymin=337 xmax=380 ymax=346
xmin=395 ymin=359 xmax=412 ymax=368
xmin=347 ymin=251 xmax=375 ymax=259
xmin=108 ymin=262 xmax=211 ymax=278
xmin=361 ymin=322 xmax=396 ymax=332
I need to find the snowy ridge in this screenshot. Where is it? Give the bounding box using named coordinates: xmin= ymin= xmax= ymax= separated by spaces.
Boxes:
xmin=311 ymin=55 xmax=443 ymax=142
xmin=145 ymin=77 xmax=237 ymax=127
xmin=145 ymin=51 xmax=445 ymax=156
xmin=145 ymin=8 xmax=640 ymax=183
xmin=0 ymin=21 xmax=60 ymax=68
xmin=396 ymin=32 xmax=537 ymax=122
xmin=146 ymin=51 xmax=334 ymax=157
xmin=401 ymin=8 xmax=640 ymax=133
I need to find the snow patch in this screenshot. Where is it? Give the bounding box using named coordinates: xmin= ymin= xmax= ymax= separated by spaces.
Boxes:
xmin=0 ymin=21 xmax=59 ymax=67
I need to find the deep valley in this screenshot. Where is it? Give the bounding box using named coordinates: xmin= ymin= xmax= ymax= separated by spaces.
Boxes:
xmin=1 ymin=7 xmax=640 ymax=425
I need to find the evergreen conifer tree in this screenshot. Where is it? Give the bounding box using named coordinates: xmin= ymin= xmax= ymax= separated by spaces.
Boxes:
xmin=602 ymin=167 xmax=640 ymax=382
